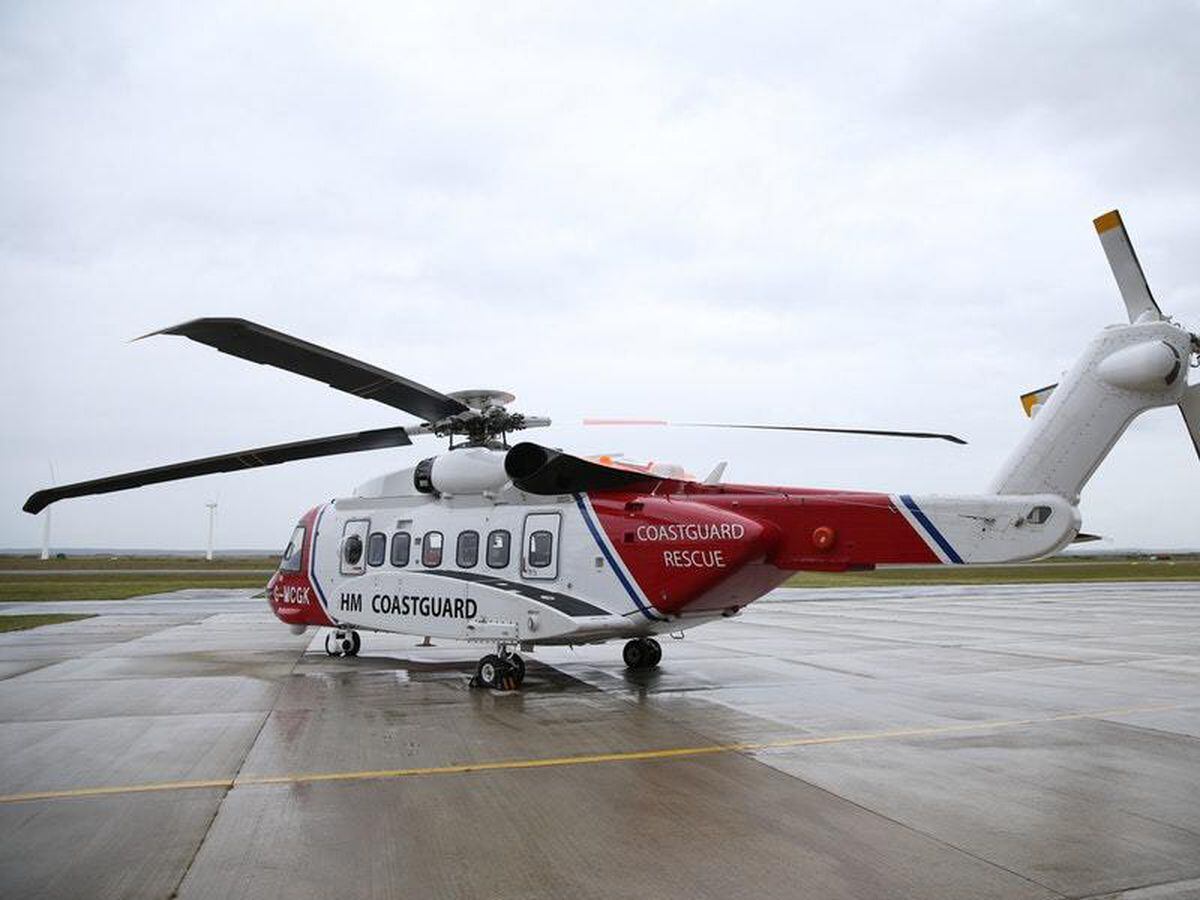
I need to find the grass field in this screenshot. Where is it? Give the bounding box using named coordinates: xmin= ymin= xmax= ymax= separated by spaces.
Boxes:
xmin=0 ymin=554 xmax=275 ymax=601
xmin=0 ymin=613 xmax=95 ymax=632
xmin=0 ymin=573 xmax=269 ymax=602
xmin=0 ymin=555 xmax=277 ymax=571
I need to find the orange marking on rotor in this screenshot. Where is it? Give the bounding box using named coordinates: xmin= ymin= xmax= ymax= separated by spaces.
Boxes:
xmin=1093 ymin=210 xmax=1123 ymax=234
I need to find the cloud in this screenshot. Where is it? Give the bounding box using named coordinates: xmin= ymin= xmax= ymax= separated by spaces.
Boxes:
xmin=1 ymin=1 xmax=1197 ymax=551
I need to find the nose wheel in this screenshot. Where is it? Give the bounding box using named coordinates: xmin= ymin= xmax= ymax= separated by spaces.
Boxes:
xmin=623 ymin=637 xmax=661 ymax=670
xmin=324 ymin=629 xmax=361 ymax=657
xmin=472 ymin=648 xmax=525 ymax=690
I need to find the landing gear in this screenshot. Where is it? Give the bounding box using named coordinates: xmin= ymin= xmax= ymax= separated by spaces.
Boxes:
xmin=471 ymin=647 xmax=526 ymax=690
xmin=623 ymin=637 xmax=661 ymax=671
xmin=324 ymin=629 xmax=360 ymax=657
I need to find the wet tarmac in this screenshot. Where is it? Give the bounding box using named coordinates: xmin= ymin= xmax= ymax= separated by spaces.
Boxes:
xmin=1 ymin=581 xmax=1198 ymax=899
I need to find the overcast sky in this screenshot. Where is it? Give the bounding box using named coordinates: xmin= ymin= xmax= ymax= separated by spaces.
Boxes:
xmin=2 ymin=1 xmax=1198 ymax=553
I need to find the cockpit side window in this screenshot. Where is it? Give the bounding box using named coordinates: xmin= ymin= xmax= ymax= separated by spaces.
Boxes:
xmin=280 ymin=525 xmax=305 ymax=572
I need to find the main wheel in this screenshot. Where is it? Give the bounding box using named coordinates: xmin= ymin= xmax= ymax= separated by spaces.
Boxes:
xmin=476 ymin=654 xmax=503 ymax=689
xmin=348 ymin=631 xmax=362 ymax=657
xmin=645 ymin=638 xmax=662 ymax=667
xmin=623 ymin=639 xmax=648 ymax=670
xmin=508 ymin=653 xmax=526 ymax=685
xmin=324 ymin=631 xmax=343 ymax=657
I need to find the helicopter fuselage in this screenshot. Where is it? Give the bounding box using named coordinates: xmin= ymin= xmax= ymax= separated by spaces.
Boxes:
xmin=266 ymin=449 xmax=1079 ymax=647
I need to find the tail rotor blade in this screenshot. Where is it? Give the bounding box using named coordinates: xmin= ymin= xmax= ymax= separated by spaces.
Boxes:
xmin=1093 ymin=210 xmax=1162 ymax=324
xmin=1181 ymin=383 xmax=1200 ymax=463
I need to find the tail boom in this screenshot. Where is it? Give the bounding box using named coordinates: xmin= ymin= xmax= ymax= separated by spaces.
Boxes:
xmin=692 ymin=489 xmax=1080 ymax=573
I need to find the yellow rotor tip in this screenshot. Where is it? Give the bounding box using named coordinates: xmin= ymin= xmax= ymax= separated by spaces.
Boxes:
xmin=1093 ymin=210 xmax=1123 ymax=234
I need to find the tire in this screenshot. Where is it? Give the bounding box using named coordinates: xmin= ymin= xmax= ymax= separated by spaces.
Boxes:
xmin=646 ymin=639 xmax=662 ymax=668
xmin=623 ymin=640 xmax=647 ymax=670
xmin=477 ymin=654 xmax=502 ymax=689
xmin=348 ymin=631 xmax=362 ymax=657
xmin=324 ymin=632 xmax=341 ymax=657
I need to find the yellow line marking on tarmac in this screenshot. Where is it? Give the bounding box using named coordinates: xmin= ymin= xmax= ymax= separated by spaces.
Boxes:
xmin=0 ymin=701 xmax=1178 ymax=805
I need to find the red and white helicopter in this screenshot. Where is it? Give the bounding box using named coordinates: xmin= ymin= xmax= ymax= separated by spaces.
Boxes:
xmin=25 ymin=211 xmax=1200 ymax=689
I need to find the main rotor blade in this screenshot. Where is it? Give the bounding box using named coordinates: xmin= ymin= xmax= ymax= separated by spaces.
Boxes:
xmin=584 ymin=419 xmax=966 ymax=445
xmin=140 ymin=318 xmax=469 ymax=422
xmin=23 ymin=426 xmax=413 ymax=514
xmin=1093 ymin=210 xmax=1162 ymax=324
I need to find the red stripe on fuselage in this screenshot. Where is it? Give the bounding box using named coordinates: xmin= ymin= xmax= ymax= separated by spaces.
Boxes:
xmin=589 ymin=481 xmax=938 ymax=615
xmin=586 ymin=492 xmax=772 ymax=616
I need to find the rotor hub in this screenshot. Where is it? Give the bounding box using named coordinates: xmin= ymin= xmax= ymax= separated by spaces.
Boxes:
xmin=426 ymin=392 xmax=545 ymax=447
xmin=446 ymin=389 xmax=517 ymax=410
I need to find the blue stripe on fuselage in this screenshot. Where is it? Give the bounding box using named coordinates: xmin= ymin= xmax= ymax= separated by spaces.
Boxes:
xmin=573 ymin=493 xmax=664 ymax=621
xmin=900 ymin=494 xmax=963 ymax=564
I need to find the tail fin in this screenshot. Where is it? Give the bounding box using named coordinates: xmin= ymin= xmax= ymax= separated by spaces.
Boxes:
xmin=991 ymin=210 xmax=1198 ymax=501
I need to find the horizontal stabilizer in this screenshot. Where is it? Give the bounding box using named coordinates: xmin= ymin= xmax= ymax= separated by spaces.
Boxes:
xmin=1020 ymin=384 xmax=1058 ymax=418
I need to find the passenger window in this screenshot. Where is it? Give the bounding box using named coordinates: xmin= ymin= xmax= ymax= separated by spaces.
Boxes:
xmin=390 ymin=532 xmax=411 ymax=567
xmin=486 ymin=530 xmax=511 ymax=568
xmin=528 ymin=530 xmax=553 ymax=568
xmin=280 ymin=525 xmax=305 ymax=572
xmin=367 ymin=532 xmax=387 ymax=567
xmin=343 ymin=535 xmax=363 ymax=566
xmin=422 ymin=531 xmax=444 ymax=567
xmin=457 ymin=531 xmax=479 ymax=568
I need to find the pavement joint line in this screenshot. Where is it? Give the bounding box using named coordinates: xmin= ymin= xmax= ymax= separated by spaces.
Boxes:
xmin=0 ymin=700 xmax=1179 ymax=805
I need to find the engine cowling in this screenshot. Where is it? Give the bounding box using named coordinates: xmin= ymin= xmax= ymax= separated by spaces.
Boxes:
xmin=414 ymin=448 xmax=510 ymax=495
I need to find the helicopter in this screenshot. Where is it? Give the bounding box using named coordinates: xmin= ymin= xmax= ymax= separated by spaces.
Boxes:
xmin=24 ymin=210 xmax=1200 ymax=689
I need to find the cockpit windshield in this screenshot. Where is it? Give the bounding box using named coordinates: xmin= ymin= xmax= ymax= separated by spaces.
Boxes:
xmin=280 ymin=525 xmax=306 ymax=572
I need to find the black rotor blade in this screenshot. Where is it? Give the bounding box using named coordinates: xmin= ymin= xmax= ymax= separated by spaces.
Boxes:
xmin=585 ymin=419 xmax=966 ymax=445
xmin=679 ymin=423 xmax=967 ymax=445
xmin=23 ymin=426 xmax=413 ymax=514
xmin=140 ymin=318 xmax=469 ymax=422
